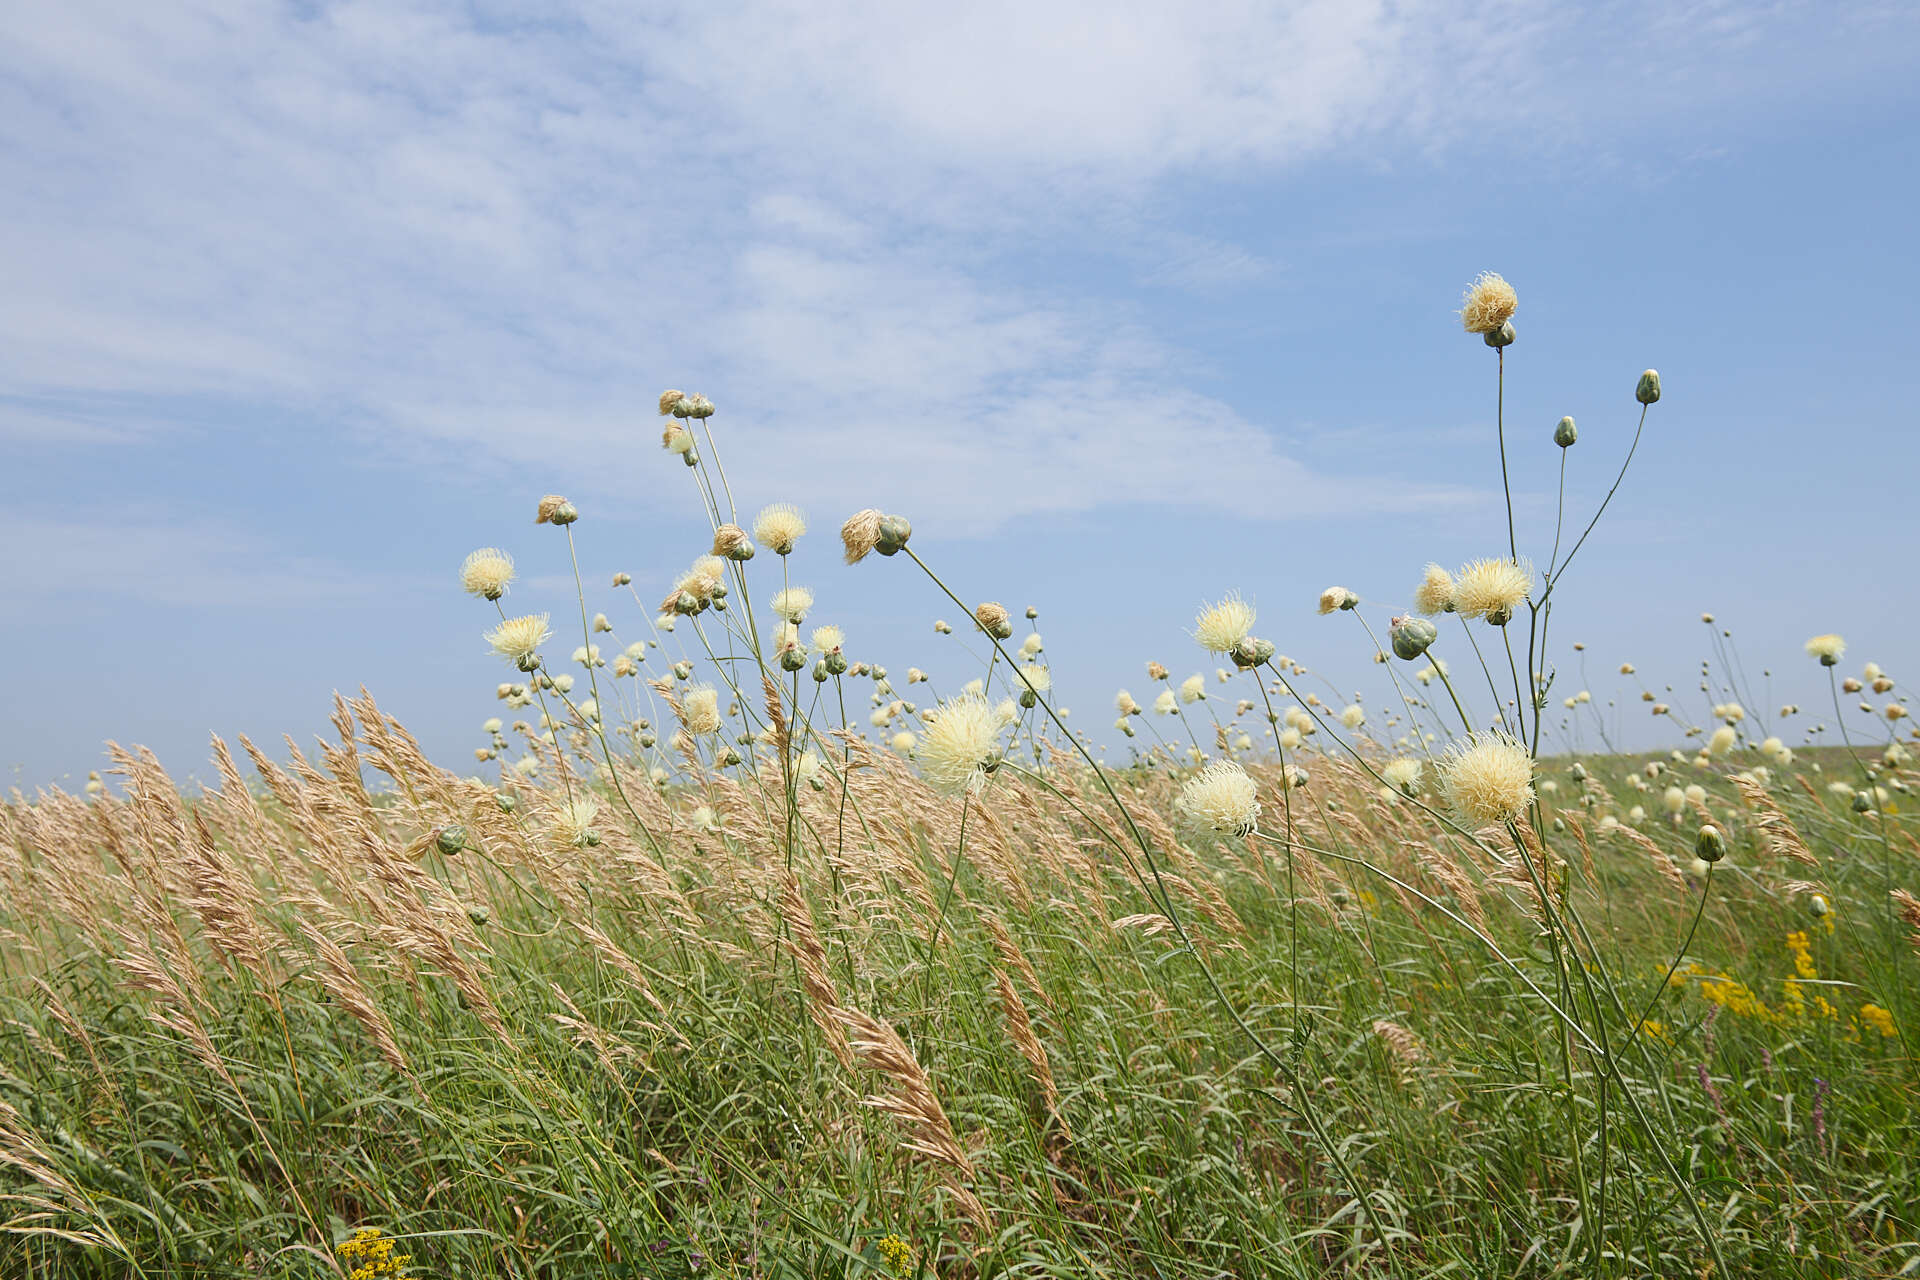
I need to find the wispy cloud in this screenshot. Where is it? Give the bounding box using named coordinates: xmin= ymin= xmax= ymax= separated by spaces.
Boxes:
xmin=2 ymin=0 xmax=1912 ymax=530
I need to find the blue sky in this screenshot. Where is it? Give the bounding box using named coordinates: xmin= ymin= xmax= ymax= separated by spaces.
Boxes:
xmin=5 ymin=1 xmax=1918 ymax=790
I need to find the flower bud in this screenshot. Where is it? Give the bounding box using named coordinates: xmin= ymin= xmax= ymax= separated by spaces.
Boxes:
xmin=435 ymin=825 xmax=467 ymax=856
xmin=688 ymin=394 xmax=714 ymax=419
xmin=1025 ymin=606 xmax=1039 ymax=619
xmin=779 ymin=645 xmax=807 ymax=673
xmin=496 ymin=794 xmax=516 ymax=813
xmin=1553 ymin=416 xmax=1577 ymax=447
xmin=1635 ymin=369 xmax=1661 ymax=404
xmin=812 ymin=659 xmax=830 ymax=683
xmin=1483 ymin=320 xmax=1516 ymax=348
xmin=672 ymin=395 xmax=696 ymax=418
xmin=612 ymin=571 xmax=632 ymax=586
xmin=1695 ymin=823 xmax=1726 ymax=863
xmin=1389 ymin=615 xmax=1438 ymax=660
xmin=974 ymin=602 xmax=1014 ymax=640
xmin=824 ymin=651 xmax=849 ymax=676
xmin=876 ymin=513 xmax=912 ymax=556
xmin=672 ymin=661 xmax=693 ymax=681
xmin=712 ymin=524 xmax=755 ymax=561
xmin=1231 ymin=635 xmax=1276 ymax=670
xmin=1809 ymin=893 xmax=1830 ymax=918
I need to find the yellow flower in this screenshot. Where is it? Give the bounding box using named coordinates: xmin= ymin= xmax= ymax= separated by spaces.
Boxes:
xmin=1859 ymin=1003 xmax=1897 ymax=1038
xmin=876 ymin=1233 xmax=913 ymax=1276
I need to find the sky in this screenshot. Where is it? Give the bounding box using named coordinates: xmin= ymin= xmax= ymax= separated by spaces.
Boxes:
xmin=5 ymin=0 xmax=1918 ymax=791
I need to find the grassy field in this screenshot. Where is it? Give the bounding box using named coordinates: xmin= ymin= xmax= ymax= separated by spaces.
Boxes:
xmin=2 ymin=690 xmax=1914 ymax=1277
xmin=4 ymin=279 xmax=1916 ymax=1276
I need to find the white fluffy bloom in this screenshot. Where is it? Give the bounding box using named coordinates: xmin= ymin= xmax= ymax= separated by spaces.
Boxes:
xmin=460 ymin=547 xmax=516 ymax=601
xmin=1179 ymin=673 xmax=1206 ymax=704
xmin=1193 ymin=593 xmax=1255 ymax=654
xmin=486 ymin=614 xmax=551 ymax=665
xmin=1339 ymin=704 xmax=1365 ymax=730
xmin=1178 ymin=761 xmax=1261 ymax=836
xmin=1382 ymin=758 xmax=1422 ymax=794
xmin=919 ymin=693 xmax=1006 ymax=796
xmin=681 ymin=685 xmax=722 ymax=736
xmin=1154 ymin=689 xmax=1179 ymax=716
xmin=1438 ymin=731 xmax=1534 ymax=826
xmin=769 ymin=586 xmax=814 ymax=624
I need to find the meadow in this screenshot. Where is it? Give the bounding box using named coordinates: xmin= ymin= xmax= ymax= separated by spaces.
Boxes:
xmin=3 ymin=275 xmax=1914 ymax=1278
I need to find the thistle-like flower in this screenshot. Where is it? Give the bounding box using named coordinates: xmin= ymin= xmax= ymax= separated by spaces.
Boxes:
xmin=1451 ymin=558 xmax=1533 ymax=625
xmin=1178 ymin=760 xmax=1261 ymax=836
xmin=754 ymin=503 xmax=807 ymax=554
xmin=1438 ymin=731 xmax=1534 ymax=826
xmin=681 ymin=685 xmax=722 ymax=736
xmin=1458 ymin=272 xmax=1518 ymax=334
xmin=486 ymin=614 xmax=552 ymax=667
xmin=1339 ymin=704 xmax=1365 ymax=730
xmin=1382 ymin=758 xmax=1422 ymax=796
xmin=1193 ymin=593 xmax=1255 ymax=654
xmin=1179 ymin=673 xmax=1206 ymax=704
xmin=770 ymin=586 xmax=814 ymax=624
xmin=1318 ymin=586 xmax=1359 ymax=615
xmin=841 ymin=509 xmax=885 ymax=564
xmin=918 ymin=692 xmax=1006 ymax=796
xmin=1805 ymin=634 xmax=1846 ymax=665
xmin=460 ymin=548 xmax=516 ymax=601
xmin=535 ymin=494 xmax=578 ymax=525
xmin=1413 ymin=564 xmax=1455 ymax=616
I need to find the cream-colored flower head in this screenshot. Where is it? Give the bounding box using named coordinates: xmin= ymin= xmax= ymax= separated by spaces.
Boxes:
xmin=1318 ymin=586 xmax=1358 ymax=615
xmin=550 ymin=796 xmax=601 ymax=848
xmin=681 ymin=685 xmax=722 ymax=736
xmin=1451 ymin=558 xmax=1533 ymax=621
xmin=1279 ymin=727 xmax=1303 ymax=750
xmin=661 ymin=422 xmax=695 ymax=454
xmin=1708 ymin=725 xmax=1737 ymax=756
xmin=1178 ymin=761 xmax=1261 ymax=836
xmin=1458 ymin=272 xmax=1518 ymax=334
xmin=486 ymin=613 xmax=552 ymax=665
xmin=1018 ymin=633 xmax=1044 ymax=659
xmin=658 ymin=389 xmax=685 ymax=417
xmin=841 ymin=508 xmax=885 ymax=564
xmin=1383 ymin=758 xmax=1422 ymax=793
xmin=1154 ymin=689 xmax=1179 ymax=715
xmin=891 ymin=730 xmax=917 ymax=754
xmin=460 ymin=548 xmax=516 ymax=601
xmin=1179 ymin=673 xmax=1206 ymax=704
xmin=1016 ymin=664 xmax=1052 ymax=693
xmin=1805 ymin=633 xmax=1846 ymax=662
xmin=1116 ymin=689 xmax=1141 ymax=716
xmin=753 ymin=503 xmax=807 ymax=554
xmin=770 ymin=586 xmax=813 ymax=624
xmin=809 ymin=624 xmax=844 ymax=654
xmin=1193 ymin=592 xmax=1255 ymax=654
xmin=1413 ymin=563 xmax=1455 ymax=616
xmin=1439 ymin=731 xmax=1535 ymax=826
xmin=918 ymin=692 xmax=1006 ymax=796
xmin=1339 ymin=704 xmax=1366 ymax=730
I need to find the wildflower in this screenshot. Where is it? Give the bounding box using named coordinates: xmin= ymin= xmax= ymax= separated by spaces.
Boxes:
xmin=875 ymin=1234 xmax=913 ymax=1277
xmin=1193 ymin=593 xmax=1255 ymax=653
xmin=486 ymin=614 xmax=552 ymax=668
xmin=1019 ymin=633 xmax=1044 ymax=659
xmin=971 ymin=600 xmax=1014 ymax=639
xmin=841 ymin=508 xmax=885 ymax=563
xmin=1016 ymin=664 xmax=1052 ymax=694
xmin=1390 ymin=615 xmax=1438 ymax=659
xmin=1451 ymin=558 xmax=1533 ymax=625
xmin=337 ymin=1227 xmax=411 ymax=1278
xmin=1458 ymin=271 xmax=1518 ymax=334
xmin=754 ymin=503 xmax=807 ymax=554
xmin=1153 ymin=689 xmax=1179 ymax=715
xmin=1318 ymin=586 xmax=1359 ymax=615
xmin=535 ymin=494 xmax=578 ymax=525
xmin=1663 ymin=785 xmax=1686 ymax=814
xmin=1116 ymin=690 xmax=1141 ymax=716
xmin=770 ymin=586 xmax=814 ymax=624
xmin=1859 ymin=1004 xmax=1897 ymax=1038
xmin=1383 ymin=758 xmax=1422 ymax=796
xmin=919 ymin=692 xmax=1007 ymax=795
xmin=1635 ymin=369 xmax=1662 ymax=404
xmin=1805 ymin=634 xmax=1846 ymax=665
xmin=1147 ymin=661 xmax=1169 ymax=681
xmin=661 ymin=422 xmax=695 ymax=453
xmin=1554 ymin=416 xmax=1578 ymax=447
xmin=459 ymin=548 xmax=515 ymax=601
xmin=1179 ymin=760 xmax=1261 ymax=836
xmin=1696 ymin=824 xmax=1726 ymax=863
xmin=1339 ymin=704 xmax=1365 ymax=729
xmin=891 ymin=730 xmax=917 ymax=753
xmin=1708 ymin=725 xmax=1737 ymax=756
xmin=1179 ymin=673 xmax=1206 ymax=704
xmin=809 ymin=624 xmax=844 ymax=655
xmin=1438 ymin=731 xmax=1534 ymax=826
xmin=711 ymin=523 xmax=755 ymax=560
xmin=552 ymin=796 xmax=600 ymax=848
xmin=1413 ymin=564 xmax=1455 ymax=615
xmin=682 ymin=685 xmax=722 ymax=736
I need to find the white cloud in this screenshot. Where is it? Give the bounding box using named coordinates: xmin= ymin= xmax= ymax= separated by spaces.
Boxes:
xmin=1 ymin=0 xmax=1911 ymax=525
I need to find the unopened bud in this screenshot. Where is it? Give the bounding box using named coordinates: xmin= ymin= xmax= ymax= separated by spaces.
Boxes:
xmin=1635 ymin=369 xmax=1662 ymax=404
xmin=1695 ymin=823 xmax=1726 ymax=863
xmin=1389 ymin=616 xmax=1438 ymax=660
xmin=1554 ymin=416 xmax=1577 ymax=447
xmin=1483 ymin=320 xmax=1516 ymax=348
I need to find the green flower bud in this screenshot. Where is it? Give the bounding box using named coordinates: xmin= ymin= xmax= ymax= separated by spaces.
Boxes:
xmin=1695 ymin=823 xmax=1726 ymax=863
xmin=779 ymin=646 xmax=807 ymax=673
xmin=1809 ymin=894 xmax=1830 ymax=918
xmin=1852 ymin=791 xmax=1873 ymax=813
xmin=1635 ymin=369 xmax=1661 ymax=404
xmin=549 ymin=501 xmax=578 ymax=525
xmin=1554 ymin=416 xmax=1577 ymax=447
xmin=672 ymin=661 xmax=693 ymax=681
xmin=495 ymin=794 xmax=516 ymax=813
xmin=1231 ymin=635 xmax=1276 ymax=670
xmin=824 ymin=651 xmax=849 ymax=676
xmin=672 ymin=396 xmax=696 ymax=418
xmin=434 ymin=825 xmax=467 ymax=856
xmin=1024 ymin=606 xmax=1038 ymax=619
xmin=683 ymin=448 xmax=700 ymax=467
xmin=876 ymin=514 xmax=913 ymax=556
xmin=466 ymin=905 xmax=490 ymax=926
xmin=1483 ymin=320 xmax=1516 ymax=349
xmin=639 ymin=731 xmax=656 ymax=748
xmin=719 ymin=747 xmax=742 ymax=767
xmin=1390 ymin=616 xmax=1438 ymax=660
xmin=812 ymin=659 xmax=830 ymax=683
